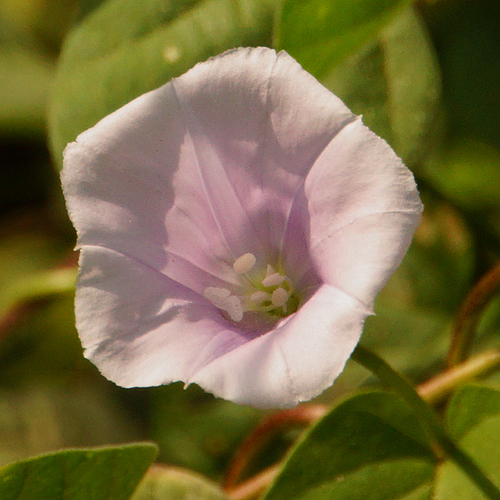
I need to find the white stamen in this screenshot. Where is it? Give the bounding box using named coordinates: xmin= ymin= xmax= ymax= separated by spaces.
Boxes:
xmin=225 ymin=296 xmax=244 ymax=322
xmin=262 ymin=273 xmax=286 ymax=287
xmin=204 ymin=287 xmax=243 ymax=322
xmin=272 ymin=287 xmax=290 ymax=307
xmin=250 ymin=291 xmax=271 ymax=304
xmin=205 ymin=261 xmax=295 ymax=321
xmin=233 ymin=253 xmax=256 ymax=274
xmin=203 ymin=287 xmax=231 ymax=299
xmin=203 ymin=287 xmax=233 ymax=310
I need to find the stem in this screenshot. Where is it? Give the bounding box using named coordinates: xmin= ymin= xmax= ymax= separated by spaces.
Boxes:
xmin=226 ymin=465 xmax=280 ymax=500
xmin=0 ymin=265 xmax=78 ymax=344
xmin=223 ymin=405 xmax=327 ymax=490
xmin=351 ymin=344 xmax=500 ymax=500
xmin=448 ymin=260 xmax=500 ymax=367
xmin=419 ymin=349 xmax=500 ymax=404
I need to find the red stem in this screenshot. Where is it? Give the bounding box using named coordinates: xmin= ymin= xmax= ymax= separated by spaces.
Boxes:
xmin=448 ymin=260 xmax=500 ymax=367
xmin=223 ymin=404 xmax=327 ymax=491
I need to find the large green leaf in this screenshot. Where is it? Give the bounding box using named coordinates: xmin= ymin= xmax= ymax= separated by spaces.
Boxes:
xmin=49 ymin=0 xmax=279 ymax=168
xmin=131 ymin=465 xmax=228 ymax=500
xmin=322 ymin=7 xmax=441 ymax=166
xmin=277 ymin=0 xmax=413 ymax=78
xmin=261 ymin=391 xmax=436 ymax=500
xmin=434 ymin=385 xmax=500 ymax=499
xmin=446 ymin=384 xmax=500 ymax=442
xmin=0 ymin=443 xmax=157 ymax=500
xmin=278 ymin=0 xmax=441 ymax=166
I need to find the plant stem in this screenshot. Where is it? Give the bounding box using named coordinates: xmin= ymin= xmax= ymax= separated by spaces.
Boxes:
xmin=351 ymin=344 xmax=500 ymax=500
xmin=223 ymin=404 xmax=327 ymax=490
xmin=419 ymin=349 xmax=500 ymax=404
xmin=226 ymin=465 xmax=280 ymax=500
xmin=448 ymin=260 xmax=500 ymax=367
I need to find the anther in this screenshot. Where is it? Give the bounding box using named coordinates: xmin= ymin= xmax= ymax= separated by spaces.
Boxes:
xmin=225 ymin=296 xmax=244 ymax=322
xmin=262 ymin=273 xmax=286 ymax=287
xmin=250 ymin=291 xmax=271 ymax=304
xmin=203 ymin=287 xmax=231 ymax=301
xmin=233 ymin=253 xmax=256 ymax=274
xmin=271 ymin=287 xmax=289 ymax=308
xmin=205 ymin=261 xmax=296 ymax=322
xmin=203 ymin=287 xmax=243 ymax=322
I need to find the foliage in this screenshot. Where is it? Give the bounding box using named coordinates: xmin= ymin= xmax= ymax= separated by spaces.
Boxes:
xmin=1 ymin=0 xmax=500 ymax=498
xmin=0 ymin=443 xmax=157 ymax=500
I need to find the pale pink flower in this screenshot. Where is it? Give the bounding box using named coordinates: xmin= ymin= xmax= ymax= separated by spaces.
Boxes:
xmin=62 ymin=47 xmax=422 ymax=408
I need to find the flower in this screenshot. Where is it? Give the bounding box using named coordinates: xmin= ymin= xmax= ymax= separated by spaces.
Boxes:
xmin=61 ymin=47 xmax=422 ymax=408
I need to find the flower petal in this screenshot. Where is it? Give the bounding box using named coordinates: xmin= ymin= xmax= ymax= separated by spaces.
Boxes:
xmin=63 ymin=47 xmax=361 ymax=291
xmin=67 ymin=109 xmax=276 ymax=298
xmin=77 ymin=246 xmax=371 ymax=408
xmin=63 ymin=47 xmax=423 ymax=408
xmin=284 ymin=118 xmax=423 ymax=305
xmin=189 ymin=284 xmax=372 ymax=408
xmin=62 ymin=84 xmax=244 ymax=292
xmin=311 ymin=212 xmax=421 ymax=306
xmin=76 ymin=246 xmax=249 ymax=387
xmin=171 ymin=47 xmax=356 ymax=258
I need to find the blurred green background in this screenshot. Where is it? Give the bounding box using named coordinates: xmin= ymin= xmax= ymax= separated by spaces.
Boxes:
xmin=0 ymin=0 xmax=499 ymax=482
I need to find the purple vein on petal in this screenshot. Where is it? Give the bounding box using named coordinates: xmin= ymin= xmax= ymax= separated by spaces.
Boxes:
xmin=249 ymin=53 xmax=280 ymax=253
xmin=277 ymin=120 xmax=358 ymax=273
xmin=185 ymin=327 xmax=248 ymax=384
xmin=276 ymin=336 xmax=299 ymax=404
xmin=170 ymin=79 xmax=267 ymax=262
xmin=82 ymin=243 xmax=237 ymax=297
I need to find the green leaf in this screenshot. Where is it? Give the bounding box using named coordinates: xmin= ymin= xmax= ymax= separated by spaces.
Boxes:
xmin=262 ymin=391 xmax=436 ymax=500
xmin=131 ymin=465 xmax=228 ymax=500
xmin=279 ymin=0 xmax=441 ymax=166
xmin=446 ymin=384 xmax=500 ymax=441
xmin=277 ymin=0 xmax=413 ymax=78
xmin=48 ymin=0 xmax=279 ymax=168
xmin=434 ymin=385 xmax=500 ymax=499
xmin=0 ymin=443 xmax=158 ymax=500
xmin=322 ymin=7 xmax=441 ymax=166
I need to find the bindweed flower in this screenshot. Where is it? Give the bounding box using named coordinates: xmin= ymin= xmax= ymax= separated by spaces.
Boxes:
xmin=62 ymin=47 xmax=422 ymax=408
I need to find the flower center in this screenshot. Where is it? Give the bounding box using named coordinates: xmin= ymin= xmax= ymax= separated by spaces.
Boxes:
xmin=203 ymin=253 xmax=299 ymax=323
